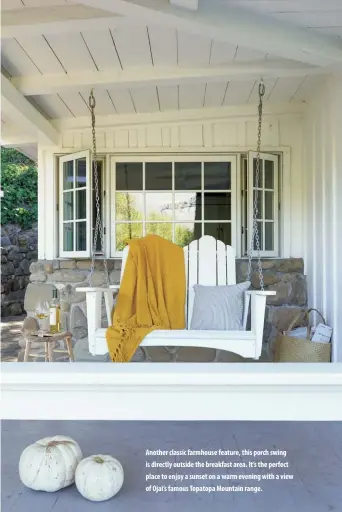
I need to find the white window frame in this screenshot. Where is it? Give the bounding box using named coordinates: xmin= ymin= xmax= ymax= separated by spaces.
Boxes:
xmin=110 ymin=154 xmax=237 ymax=258
xmin=247 ymin=151 xmax=279 ymax=258
xmin=59 ymin=150 xmax=92 ymax=258
xmin=55 ymin=151 xmax=284 ymax=259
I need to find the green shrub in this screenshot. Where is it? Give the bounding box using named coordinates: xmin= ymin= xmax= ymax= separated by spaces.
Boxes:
xmin=1 ymin=148 xmax=38 ymax=229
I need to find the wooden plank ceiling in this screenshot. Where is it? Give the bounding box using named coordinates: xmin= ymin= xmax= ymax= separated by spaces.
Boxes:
xmin=1 ymin=0 xmax=342 ymax=119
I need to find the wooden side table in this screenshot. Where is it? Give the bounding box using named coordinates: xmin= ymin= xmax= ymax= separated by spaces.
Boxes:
xmin=23 ymin=332 xmax=74 ymax=362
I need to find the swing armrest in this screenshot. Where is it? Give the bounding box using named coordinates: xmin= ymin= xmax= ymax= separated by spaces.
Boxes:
xmin=75 ymin=285 xmax=120 ymax=292
xmin=76 ymin=287 xmax=112 ymax=292
xmin=245 ymin=291 xmax=276 ymax=296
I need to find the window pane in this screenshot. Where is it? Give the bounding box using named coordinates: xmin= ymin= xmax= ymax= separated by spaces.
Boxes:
xmin=76 ymin=190 xmax=86 ymax=220
xmin=253 ymin=221 xmax=263 ymax=250
xmin=264 ymin=160 xmax=274 ymax=189
xmin=175 ymin=223 xmax=199 ymax=246
xmin=204 ymin=223 xmax=231 ymax=245
xmin=115 ymin=192 xmax=143 ymax=221
xmin=76 ymin=221 xmax=86 ymax=251
xmin=175 ymin=162 xmax=201 ymax=190
xmin=174 ymin=193 xmax=201 ymax=221
xmin=63 ymin=191 xmax=73 ymax=221
xmin=63 ymin=161 xmax=73 ymax=190
xmin=146 ymin=193 xmax=172 ymax=220
xmin=204 ymin=193 xmax=231 ymax=221
xmin=254 ymin=190 xmax=263 ymax=219
xmin=145 ymin=223 xmax=172 ymax=241
xmin=253 ymin=158 xmax=263 ymax=188
xmin=265 ymin=191 xmax=274 ymax=220
xmin=265 ymin=222 xmax=274 ymax=251
xmin=145 ymin=162 xmax=172 ymax=190
xmin=115 ymin=223 xmax=143 ymax=251
xmin=204 ymin=162 xmax=231 ymax=190
xmin=63 ymin=223 xmax=74 ymax=251
xmin=116 ymin=163 xmax=142 ymax=190
xmin=76 ymin=158 xmax=87 ymax=188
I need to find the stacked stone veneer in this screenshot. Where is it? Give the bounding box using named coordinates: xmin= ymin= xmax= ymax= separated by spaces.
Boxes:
xmin=1 ymin=224 xmax=38 ymax=316
xmin=28 ymin=257 xmax=307 ymax=362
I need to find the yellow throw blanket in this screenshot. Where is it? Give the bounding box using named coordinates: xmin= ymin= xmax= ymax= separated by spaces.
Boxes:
xmin=106 ymin=234 xmax=186 ymax=362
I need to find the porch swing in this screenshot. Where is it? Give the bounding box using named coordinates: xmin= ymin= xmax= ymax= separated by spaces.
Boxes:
xmin=79 ymin=81 xmax=276 ymax=359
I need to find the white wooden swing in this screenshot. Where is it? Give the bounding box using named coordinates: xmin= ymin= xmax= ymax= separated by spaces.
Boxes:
xmin=78 ymin=82 xmax=275 ymax=360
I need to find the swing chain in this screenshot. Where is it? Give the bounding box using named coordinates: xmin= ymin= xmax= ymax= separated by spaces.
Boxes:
xmin=247 ymin=80 xmax=265 ymax=291
xmin=88 ymin=89 xmax=110 ymax=288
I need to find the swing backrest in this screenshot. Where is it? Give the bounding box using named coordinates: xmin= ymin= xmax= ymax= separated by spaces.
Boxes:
xmin=120 ymin=235 xmax=237 ymax=328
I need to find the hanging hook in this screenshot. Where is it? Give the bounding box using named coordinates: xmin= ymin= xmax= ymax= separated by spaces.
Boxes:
xmin=258 ymin=79 xmax=265 ymax=98
xmin=89 ymin=88 xmax=96 ymax=110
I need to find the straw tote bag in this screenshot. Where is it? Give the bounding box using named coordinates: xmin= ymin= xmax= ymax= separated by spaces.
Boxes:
xmin=274 ymin=308 xmax=331 ymax=362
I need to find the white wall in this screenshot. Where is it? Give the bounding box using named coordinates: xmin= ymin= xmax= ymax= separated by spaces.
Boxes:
xmin=38 ymin=107 xmax=305 ymax=262
xmin=303 ymin=74 xmax=342 ymax=362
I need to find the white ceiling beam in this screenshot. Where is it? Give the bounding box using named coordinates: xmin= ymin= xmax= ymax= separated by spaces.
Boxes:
xmin=170 ymin=0 xmax=198 ymax=11
xmin=1 ymin=4 xmax=143 ymax=39
xmin=52 ymin=102 xmax=305 ymax=132
xmin=1 ymin=74 xmax=60 ymax=145
xmin=0 ymin=128 xmax=38 ymax=146
xmin=72 ymin=0 xmax=342 ymax=66
xmin=12 ymin=61 xmax=317 ymax=96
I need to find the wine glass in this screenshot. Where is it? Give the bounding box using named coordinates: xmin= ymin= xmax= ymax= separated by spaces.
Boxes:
xmin=35 ymin=301 xmax=50 ymax=335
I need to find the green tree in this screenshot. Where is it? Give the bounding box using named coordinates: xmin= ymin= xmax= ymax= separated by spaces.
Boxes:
xmin=115 ymin=192 xmax=143 ymax=250
xmin=175 ymin=225 xmax=194 ymax=247
xmin=115 ymin=192 xmax=195 ymax=249
xmin=1 ymin=147 xmax=38 ymax=228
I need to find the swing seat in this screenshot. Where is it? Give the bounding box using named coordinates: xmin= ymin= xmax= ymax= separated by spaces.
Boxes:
xmin=78 ymin=236 xmax=275 ymax=359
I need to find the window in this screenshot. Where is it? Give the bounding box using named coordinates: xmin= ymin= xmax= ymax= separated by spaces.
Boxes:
xmin=59 ymin=151 xmax=104 ymax=257
xmin=241 ymin=152 xmax=279 ymax=257
xmin=57 ymin=152 xmax=280 ymax=258
xmin=112 ymin=157 xmax=236 ymax=253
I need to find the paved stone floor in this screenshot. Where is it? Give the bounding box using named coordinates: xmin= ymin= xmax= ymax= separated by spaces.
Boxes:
xmin=0 ymin=315 xmax=25 ymax=362
xmin=1 ymin=420 xmax=342 ymax=512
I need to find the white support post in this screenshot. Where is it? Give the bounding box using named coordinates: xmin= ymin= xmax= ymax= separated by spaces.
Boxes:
xmin=242 ymin=292 xmax=251 ymax=330
xmin=85 ymin=291 xmax=102 ymax=355
xmin=250 ymin=293 xmax=267 ymax=359
xmin=103 ymin=290 xmax=115 ymax=327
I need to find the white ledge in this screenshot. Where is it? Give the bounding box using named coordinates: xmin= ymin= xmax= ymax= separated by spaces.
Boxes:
xmin=2 ymin=363 xmax=342 ymax=421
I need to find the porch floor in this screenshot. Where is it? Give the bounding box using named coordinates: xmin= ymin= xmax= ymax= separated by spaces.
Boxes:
xmin=2 ymin=420 xmax=342 ymax=512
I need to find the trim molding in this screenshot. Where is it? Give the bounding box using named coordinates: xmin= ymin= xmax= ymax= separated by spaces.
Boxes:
xmin=2 ymin=363 xmax=342 ymax=421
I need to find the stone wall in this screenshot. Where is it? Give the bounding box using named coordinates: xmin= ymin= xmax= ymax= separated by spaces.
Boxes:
xmin=1 ymin=224 xmax=38 ymax=317
xmin=29 ymin=257 xmax=307 ymax=362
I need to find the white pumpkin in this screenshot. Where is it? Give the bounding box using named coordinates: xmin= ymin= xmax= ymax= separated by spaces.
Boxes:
xmin=19 ymin=435 xmax=82 ymax=492
xmin=75 ymin=454 xmax=124 ymax=502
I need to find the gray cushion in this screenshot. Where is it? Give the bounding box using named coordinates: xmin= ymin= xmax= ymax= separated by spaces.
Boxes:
xmin=190 ymin=281 xmax=251 ymax=331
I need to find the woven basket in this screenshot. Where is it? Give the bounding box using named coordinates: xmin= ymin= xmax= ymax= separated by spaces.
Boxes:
xmin=274 ymin=308 xmax=331 ymax=363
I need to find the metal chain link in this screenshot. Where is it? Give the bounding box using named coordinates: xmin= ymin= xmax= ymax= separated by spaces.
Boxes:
xmin=88 ymin=89 xmax=110 ymax=288
xmin=246 ymin=80 xmax=265 ymax=291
